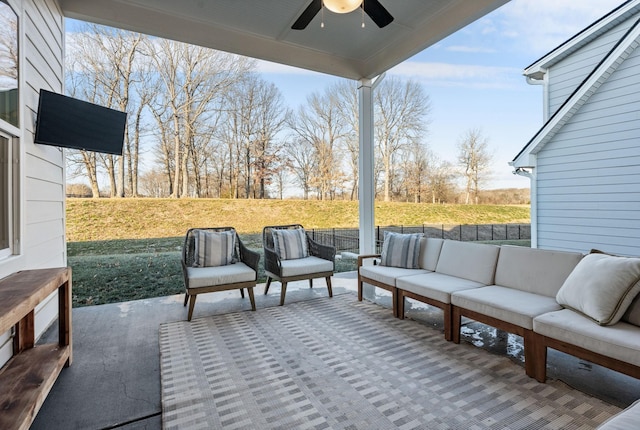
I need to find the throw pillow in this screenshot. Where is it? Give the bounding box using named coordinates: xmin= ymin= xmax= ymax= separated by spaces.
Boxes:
xmin=193 ymin=229 xmax=235 ymax=267
xmin=272 ymin=228 xmax=309 ymax=260
xmin=556 ymin=252 xmax=640 ymax=325
xmin=379 ymin=231 xmax=423 ymax=269
xmin=623 ymin=294 xmax=640 ymax=327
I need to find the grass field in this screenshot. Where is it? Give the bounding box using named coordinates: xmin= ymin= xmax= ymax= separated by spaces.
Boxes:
xmin=66 ymin=198 xmax=530 ymax=241
xmin=67 ymin=199 xmax=531 ymax=307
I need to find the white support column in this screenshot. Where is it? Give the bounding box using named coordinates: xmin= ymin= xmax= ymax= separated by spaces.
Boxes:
xmin=358 ymin=78 xmax=375 ymax=254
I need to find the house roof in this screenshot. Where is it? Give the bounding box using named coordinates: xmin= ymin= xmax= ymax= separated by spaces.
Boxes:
xmin=523 ymin=0 xmax=639 ymax=79
xmin=57 ymin=0 xmax=509 ymax=80
xmin=512 ymin=4 xmax=640 ymax=168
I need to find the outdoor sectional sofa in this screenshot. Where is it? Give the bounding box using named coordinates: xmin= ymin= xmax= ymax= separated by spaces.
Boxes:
xmin=357 ymin=237 xmax=640 ymax=385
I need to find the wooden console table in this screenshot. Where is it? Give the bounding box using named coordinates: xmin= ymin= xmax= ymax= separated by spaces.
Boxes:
xmin=0 ymin=267 xmax=72 ymax=430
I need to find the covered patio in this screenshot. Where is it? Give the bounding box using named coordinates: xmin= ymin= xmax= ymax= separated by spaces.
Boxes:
xmin=10 ymin=0 xmax=640 ymax=428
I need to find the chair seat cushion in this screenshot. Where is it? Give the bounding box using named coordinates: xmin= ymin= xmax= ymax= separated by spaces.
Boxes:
xmin=359 ymin=265 xmax=429 ymax=287
xmin=452 ymin=286 xmax=562 ymax=330
xmin=534 ymin=309 xmax=640 ymax=367
xmin=186 ymin=262 xmax=255 ymax=289
xmin=397 ymin=272 xmax=484 ymax=304
xmin=280 ymin=256 xmax=333 ymax=277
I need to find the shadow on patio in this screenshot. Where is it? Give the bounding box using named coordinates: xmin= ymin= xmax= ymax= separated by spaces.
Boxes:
xmin=32 ymin=271 xmax=640 ymax=429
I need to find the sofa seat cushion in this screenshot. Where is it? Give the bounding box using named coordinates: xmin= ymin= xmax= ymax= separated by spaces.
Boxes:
xmin=280 ymin=256 xmax=333 ymax=277
xmin=397 ymin=272 xmax=484 ymax=304
xmin=452 ymin=286 xmax=562 ymax=330
xmin=359 ymin=265 xmax=428 ymax=287
xmin=187 ymin=262 xmax=255 ymax=289
xmin=534 ymin=309 xmax=640 ymax=367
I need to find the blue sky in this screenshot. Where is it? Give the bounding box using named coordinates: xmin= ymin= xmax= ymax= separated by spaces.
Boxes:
xmin=255 ymin=0 xmax=626 ymax=189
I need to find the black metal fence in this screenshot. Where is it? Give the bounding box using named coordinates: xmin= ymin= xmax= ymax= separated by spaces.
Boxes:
xmin=309 ymin=223 xmax=531 ymax=253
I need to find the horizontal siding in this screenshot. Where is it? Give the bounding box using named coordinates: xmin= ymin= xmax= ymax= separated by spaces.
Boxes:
xmin=0 ymin=0 xmax=65 ymax=370
xmin=548 ymin=18 xmax=635 ymax=116
xmin=537 ymin=34 xmax=640 ymax=257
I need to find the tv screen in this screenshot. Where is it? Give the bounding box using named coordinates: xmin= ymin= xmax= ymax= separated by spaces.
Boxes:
xmin=34 ymin=89 xmax=127 ymax=156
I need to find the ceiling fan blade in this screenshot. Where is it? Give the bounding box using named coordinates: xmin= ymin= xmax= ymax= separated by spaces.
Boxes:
xmin=363 ymin=0 xmax=394 ymax=28
xmin=292 ymin=0 xmax=322 ymax=30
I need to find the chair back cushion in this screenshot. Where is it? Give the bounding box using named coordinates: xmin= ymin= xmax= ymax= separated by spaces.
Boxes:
xmin=194 ymin=229 xmax=235 ymax=267
xmin=380 ymin=232 xmax=423 ymax=269
xmin=272 ymin=228 xmax=309 ymax=260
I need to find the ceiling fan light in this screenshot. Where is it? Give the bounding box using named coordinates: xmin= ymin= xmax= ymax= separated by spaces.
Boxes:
xmin=323 ymin=0 xmax=362 ymax=14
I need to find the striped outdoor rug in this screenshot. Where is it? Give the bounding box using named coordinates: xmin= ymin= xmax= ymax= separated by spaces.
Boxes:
xmin=159 ymin=294 xmax=620 ymax=429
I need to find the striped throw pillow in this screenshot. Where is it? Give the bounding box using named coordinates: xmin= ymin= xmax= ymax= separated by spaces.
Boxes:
xmin=193 ymin=229 xmax=235 ymax=267
xmin=380 ymin=232 xmax=423 ymax=269
xmin=272 ymin=228 xmax=309 ymax=260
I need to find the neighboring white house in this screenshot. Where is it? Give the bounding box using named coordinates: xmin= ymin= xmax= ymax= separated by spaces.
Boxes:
xmin=511 ymin=0 xmax=640 ymax=256
xmin=0 ymin=0 xmax=66 ymax=366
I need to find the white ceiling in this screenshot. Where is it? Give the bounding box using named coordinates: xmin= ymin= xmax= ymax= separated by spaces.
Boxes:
xmin=58 ymin=0 xmax=510 ymax=80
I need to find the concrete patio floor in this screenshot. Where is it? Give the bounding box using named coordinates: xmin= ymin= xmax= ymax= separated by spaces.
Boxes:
xmin=32 ymin=271 xmax=640 ymax=429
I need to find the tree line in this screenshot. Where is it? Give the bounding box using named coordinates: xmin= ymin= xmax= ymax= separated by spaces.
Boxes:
xmin=66 ymin=23 xmax=496 ymax=204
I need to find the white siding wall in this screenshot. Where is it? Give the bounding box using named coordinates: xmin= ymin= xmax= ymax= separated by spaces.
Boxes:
xmin=547 ymin=19 xmax=636 ymax=116
xmin=536 ymin=37 xmax=640 ymax=256
xmin=0 ymin=0 xmax=65 ymax=367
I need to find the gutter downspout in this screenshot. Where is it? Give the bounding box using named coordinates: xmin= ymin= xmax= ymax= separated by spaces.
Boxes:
xmin=512 ymin=166 xmax=537 ymax=248
xmin=525 ymin=68 xmax=549 ymax=121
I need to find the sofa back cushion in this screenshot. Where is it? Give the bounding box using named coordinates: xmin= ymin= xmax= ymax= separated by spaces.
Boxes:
xmin=435 ymin=240 xmax=499 ymax=285
xmin=494 ymin=246 xmax=583 ymax=297
xmin=418 ymin=238 xmax=444 ymax=271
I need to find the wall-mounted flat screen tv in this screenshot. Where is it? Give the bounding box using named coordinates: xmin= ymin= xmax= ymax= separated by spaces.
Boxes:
xmin=34 ymin=89 xmax=127 ymax=156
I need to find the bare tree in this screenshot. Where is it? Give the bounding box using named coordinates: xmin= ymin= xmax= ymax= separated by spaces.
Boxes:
xmin=284 ymin=137 xmax=315 ymax=199
xmin=427 ymin=157 xmax=456 ymax=204
xmin=288 ymin=88 xmax=347 ymax=200
xmin=332 ymin=81 xmax=359 ymax=200
xmin=400 ymin=141 xmax=431 ymax=203
xmin=147 ymin=39 xmax=254 ymax=198
xmin=457 ymin=128 xmax=492 ymax=204
xmin=375 ymin=77 xmax=431 ymax=201
xmin=0 ymin=6 xmax=17 ymax=82
xmin=65 ymin=24 xmax=146 ymax=197
xmin=218 ymin=74 xmax=288 ymax=199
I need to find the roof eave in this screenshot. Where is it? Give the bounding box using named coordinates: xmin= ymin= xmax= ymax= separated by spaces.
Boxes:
xmin=513 ymin=17 xmax=640 ymax=166
xmin=525 ymin=0 xmax=637 ymax=73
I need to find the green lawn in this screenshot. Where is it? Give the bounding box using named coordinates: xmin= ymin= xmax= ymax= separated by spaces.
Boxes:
xmin=66 ymin=198 xmax=531 ymax=307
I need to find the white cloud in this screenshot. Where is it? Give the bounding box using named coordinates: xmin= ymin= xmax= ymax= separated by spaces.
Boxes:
xmin=389 ymin=61 xmax=521 ymax=89
xmin=446 ymin=45 xmax=497 ymax=54
xmin=495 ymin=0 xmax=626 ymax=55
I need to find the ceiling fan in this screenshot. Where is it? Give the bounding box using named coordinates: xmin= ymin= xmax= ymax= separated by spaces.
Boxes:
xmin=292 ymin=0 xmax=394 ymax=30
